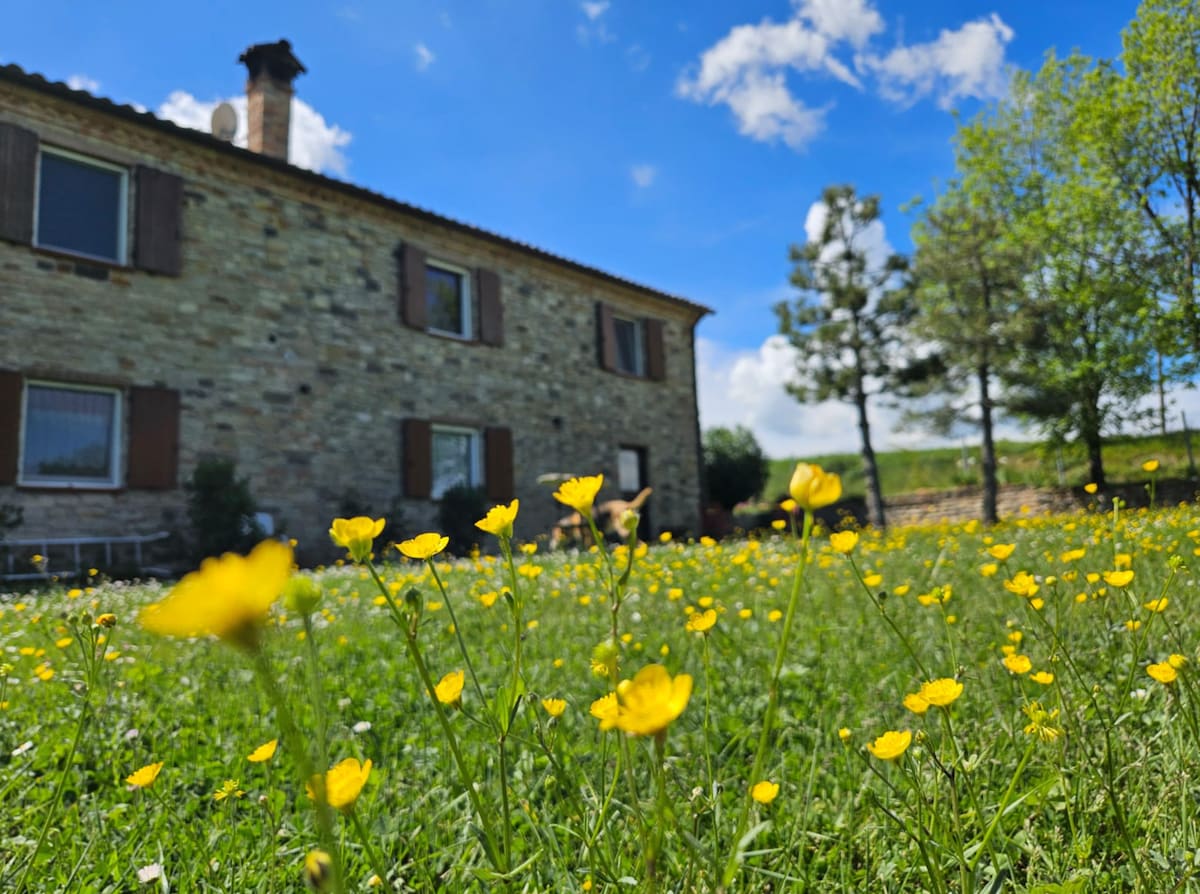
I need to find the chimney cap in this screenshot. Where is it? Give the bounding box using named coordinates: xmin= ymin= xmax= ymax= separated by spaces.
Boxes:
xmin=239 ymin=39 xmax=306 ymax=83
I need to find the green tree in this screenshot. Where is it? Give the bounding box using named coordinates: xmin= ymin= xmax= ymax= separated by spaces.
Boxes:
xmin=702 ymin=426 xmax=768 ymax=512
xmin=776 ymin=184 xmax=909 ymax=528
xmin=906 ymin=182 xmax=1027 ymax=523
xmin=955 ymin=54 xmax=1157 ymax=486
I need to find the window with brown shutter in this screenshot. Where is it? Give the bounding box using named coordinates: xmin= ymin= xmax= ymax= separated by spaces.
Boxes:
xmin=134 ymin=166 xmax=184 ymax=276
xmin=0 ymin=370 xmax=22 ymax=485
xmin=477 ymin=268 xmax=504 ymax=346
xmin=597 ymin=302 xmax=617 ymax=371
xmin=400 ymin=243 xmax=429 ymax=329
xmin=0 ymin=123 xmax=38 ymax=246
xmin=645 ymin=319 xmax=666 ymax=381
xmin=126 ymin=386 xmax=181 ymax=489
xmin=402 ymin=418 xmax=433 ymax=498
xmin=17 ymin=379 xmax=123 ymax=488
xmin=597 ymin=303 xmax=666 ymax=380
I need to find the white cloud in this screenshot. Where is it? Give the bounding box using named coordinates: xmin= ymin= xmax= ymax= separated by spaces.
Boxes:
xmin=861 ymin=14 xmax=1014 ymax=109
xmin=677 ymin=3 xmax=1014 ymax=149
xmin=157 ymin=91 xmax=352 ymax=177
xmin=414 ymin=43 xmax=436 ymax=71
xmin=630 ymin=163 xmax=657 ymax=188
xmin=626 ymin=43 xmax=651 ymax=72
xmin=66 ymin=74 xmax=100 ymax=93
xmin=581 ymin=1 xmax=609 ymax=20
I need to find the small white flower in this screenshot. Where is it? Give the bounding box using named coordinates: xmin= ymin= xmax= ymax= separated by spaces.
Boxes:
xmin=124 ymin=728 xmax=140 ymax=741
xmin=1132 ymin=688 xmax=1151 ymax=701
xmin=353 ymin=720 xmax=372 ymax=734
xmin=11 ymin=740 xmax=33 ymax=757
xmin=338 ymin=697 xmax=352 ymax=709
xmin=137 ymin=862 xmax=162 ymax=883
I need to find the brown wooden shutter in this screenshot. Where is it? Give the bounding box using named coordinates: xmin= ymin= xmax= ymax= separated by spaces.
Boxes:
xmin=596 ymin=302 xmax=617 ymax=371
xmin=126 ymin=386 xmax=180 ymax=489
xmin=0 ymin=123 xmax=38 ymax=246
xmin=134 ymin=166 xmax=184 ymax=276
xmin=0 ymin=370 xmax=22 ymax=485
xmin=402 ymin=418 xmax=432 ymax=498
xmin=399 ymin=244 xmax=428 ymax=329
xmin=645 ymin=318 xmax=666 ymax=381
xmin=477 ymin=268 xmax=503 ymax=346
xmin=484 ymin=426 xmax=514 ymax=501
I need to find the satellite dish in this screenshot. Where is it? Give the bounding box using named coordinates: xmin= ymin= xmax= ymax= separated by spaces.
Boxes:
xmin=211 ymin=102 xmax=237 ymax=141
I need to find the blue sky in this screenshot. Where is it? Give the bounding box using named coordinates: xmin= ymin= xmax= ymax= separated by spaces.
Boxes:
xmin=3 ymin=1 xmax=1152 ymax=456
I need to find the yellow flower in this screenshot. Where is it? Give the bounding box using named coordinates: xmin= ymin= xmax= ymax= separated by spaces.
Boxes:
xmin=1003 ymin=572 xmax=1039 ymax=599
xmin=213 ymin=779 xmax=245 ymax=801
xmin=1029 ymin=671 xmax=1055 ymax=685
xmin=830 ymin=531 xmax=859 ymax=553
xmin=329 ymin=516 xmax=385 ymax=563
xmin=1148 ymin=661 xmax=1177 ymax=684
xmin=1022 ymin=702 xmax=1062 ymax=743
xmin=863 ymin=573 xmax=883 ymax=588
xmin=768 ymin=609 xmax=783 ymax=622
xmin=304 ymin=850 xmax=334 ymax=891
xmin=779 ymin=498 xmax=797 ymax=514
xmin=95 ymin=613 xmax=117 ymax=628
xmin=1169 ymin=653 xmax=1188 ymax=669
xmin=980 ymin=563 xmax=998 ymax=577
xmin=1144 ymin=597 xmax=1168 ymax=613
xmin=1003 ymin=654 xmax=1032 ymax=675
xmin=837 ymin=727 xmax=851 ymax=743
xmin=309 ymin=757 xmax=372 ymax=812
xmin=398 ymin=532 xmax=450 ymax=560
xmin=247 ymin=739 xmax=278 ymax=763
xmin=139 ymin=540 xmax=293 ymax=649
xmin=1104 ymin=570 xmax=1134 ymax=588
xmin=903 ymin=692 xmax=930 ymax=715
xmin=659 ymin=531 xmax=673 ymax=543
xmin=770 ymin=519 xmax=787 ymax=531
xmin=918 ymin=678 xmax=963 ymax=708
xmin=608 ymin=664 xmax=693 ymax=737
xmin=126 ymin=761 xmax=164 ymax=789
xmin=283 ymin=576 xmax=323 ymax=616
xmin=1084 ymin=482 xmax=1098 ymax=494
xmin=590 ymin=692 xmax=618 ymax=727
xmin=751 ymin=780 xmax=780 ymax=805
xmin=434 ymin=670 xmax=465 ymax=706
xmin=1143 ymin=459 xmax=1160 ymax=473
xmin=686 ymin=608 xmax=717 ymax=634
xmin=987 ymin=543 xmax=1015 ymax=561
xmin=866 ymin=730 xmax=911 ymax=761
xmin=541 ymin=697 xmax=566 ymax=718
xmin=788 ymin=462 xmax=842 ymax=511
xmin=553 ymin=475 xmax=604 ymax=517
xmin=476 ymin=500 xmax=519 ymax=539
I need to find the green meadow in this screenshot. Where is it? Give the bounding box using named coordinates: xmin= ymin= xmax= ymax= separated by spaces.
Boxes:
xmin=4 ymin=486 xmax=1200 ymax=892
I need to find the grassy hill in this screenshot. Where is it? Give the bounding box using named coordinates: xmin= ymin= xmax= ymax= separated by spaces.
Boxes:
xmin=762 ymin=429 xmax=1200 ymax=501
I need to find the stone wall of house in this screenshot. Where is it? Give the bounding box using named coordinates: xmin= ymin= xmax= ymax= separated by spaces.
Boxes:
xmin=0 ymin=82 xmax=706 ymax=564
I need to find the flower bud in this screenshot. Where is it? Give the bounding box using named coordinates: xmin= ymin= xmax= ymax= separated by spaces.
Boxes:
xmin=283 ymin=577 xmax=323 ymax=616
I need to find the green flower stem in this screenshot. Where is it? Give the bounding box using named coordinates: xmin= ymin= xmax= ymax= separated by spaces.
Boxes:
xmin=347 ymin=807 xmax=393 ymax=890
xmin=970 ymin=740 xmax=1034 ymax=874
xmin=302 ymin=613 xmax=332 ymax=786
xmin=424 ymin=559 xmax=490 ymax=716
xmin=251 ymin=648 xmax=345 ymax=894
xmin=722 ymin=509 xmax=814 ymax=888
xmin=645 ymin=733 xmax=671 ymax=894
xmin=498 ymin=536 xmax=525 ymax=697
xmin=847 ymin=553 xmax=929 ymax=678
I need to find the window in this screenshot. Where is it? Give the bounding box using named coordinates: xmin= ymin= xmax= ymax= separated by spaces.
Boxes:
xmin=426 ymin=261 xmax=473 ymax=339
xmin=19 ymin=381 xmax=121 ymax=488
xmin=430 ymin=425 xmax=482 ymax=498
xmin=613 ymin=317 xmax=645 ymax=377
xmin=35 ymin=147 xmax=128 ymax=264
xmin=618 ymin=446 xmax=645 ymax=494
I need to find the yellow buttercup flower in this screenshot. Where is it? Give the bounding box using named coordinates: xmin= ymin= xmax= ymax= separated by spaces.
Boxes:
xmin=304 ymin=850 xmax=334 ymax=891
xmin=1104 ymin=570 xmax=1134 ymax=588
xmin=788 ymin=462 xmax=842 ymax=511
xmin=398 ymin=532 xmax=450 ymax=560
xmin=1003 ymin=572 xmax=1039 ymax=599
xmin=329 ymin=516 xmax=385 ymax=563
xmin=590 ymin=692 xmax=618 ymax=727
xmin=213 ymin=779 xmax=245 ymax=801
xmin=1148 ymin=661 xmax=1177 ymax=684
xmin=1144 ymin=597 xmax=1168 ymax=613
xmin=987 ymin=543 xmax=1015 ymax=561
xmin=434 ymin=670 xmax=465 ymax=706
xmin=309 ymin=757 xmax=372 ymax=812
xmin=779 ymin=498 xmax=797 ymax=514
xmin=126 ymin=761 xmax=164 ymax=789
xmin=1143 ymin=459 xmax=1160 ymax=473
xmin=1029 ymin=671 xmax=1055 ymax=685
xmin=247 ymin=739 xmax=278 ymax=763
xmin=608 ymin=664 xmax=692 ymax=737
xmin=541 ymin=697 xmax=566 ymax=718
xmin=1022 ymin=702 xmax=1062 ymax=743
xmin=139 ymin=540 xmax=293 ymax=650
xmin=751 ymin=780 xmax=780 ymax=805
xmin=1084 ymin=482 xmax=1098 ymax=494
xmin=554 ymin=475 xmax=604 ymax=517
xmin=686 ymin=608 xmax=717 ymax=634
xmin=866 ymin=730 xmax=911 ymax=761
xmin=918 ymin=678 xmax=963 ymax=708
xmin=830 ymin=531 xmax=858 ymax=554
xmin=95 ymin=613 xmax=117 ymax=628
xmin=1003 ymin=654 xmax=1032 ymax=675
xmin=903 ymin=692 xmax=930 ymax=715
xmin=476 ymin=500 xmax=519 ymax=539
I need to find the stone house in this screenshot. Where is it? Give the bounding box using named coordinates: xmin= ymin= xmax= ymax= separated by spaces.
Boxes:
xmin=0 ymin=41 xmax=710 ymax=564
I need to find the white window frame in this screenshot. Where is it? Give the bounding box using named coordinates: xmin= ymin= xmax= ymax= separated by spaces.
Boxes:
xmin=425 ymin=259 xmax=474 ymax=340
xmin=430 ymin=424 xmax=482 ymax=499
xmin=18 ymin=380 xmax=123 ymax=489
xmin=33 ymin=146 xmax=129 ymax=265
xmin=613 ymin=315 xmax=646 ymax=377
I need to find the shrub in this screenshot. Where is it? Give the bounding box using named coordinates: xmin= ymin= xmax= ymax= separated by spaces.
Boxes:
xmin=0 ymin=502 xmax=22 ymax=542
xmin=437 ymin=484 xmax=490 ymax=556
xmin=703 ymin=425 xmax=769 ymax=512
xmin=186 ymin=458 xmax=262 ymax=561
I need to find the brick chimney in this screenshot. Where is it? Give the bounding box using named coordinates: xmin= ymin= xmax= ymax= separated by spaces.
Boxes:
xmin=238 ymin=40 xmax=306 ymax=161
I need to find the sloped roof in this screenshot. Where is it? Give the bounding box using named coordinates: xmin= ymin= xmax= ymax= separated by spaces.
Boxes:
xmin=0 ymin=63 xmax=711 ymax=320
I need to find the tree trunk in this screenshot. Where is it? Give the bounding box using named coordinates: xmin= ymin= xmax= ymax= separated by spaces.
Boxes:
xmin=855 ymin=389 xmax=887 ymax=529
xmin=1080 ymin=395 xmax=1106 ymax=487
xmin=977 ymin=362 xmax=999 ymax=525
